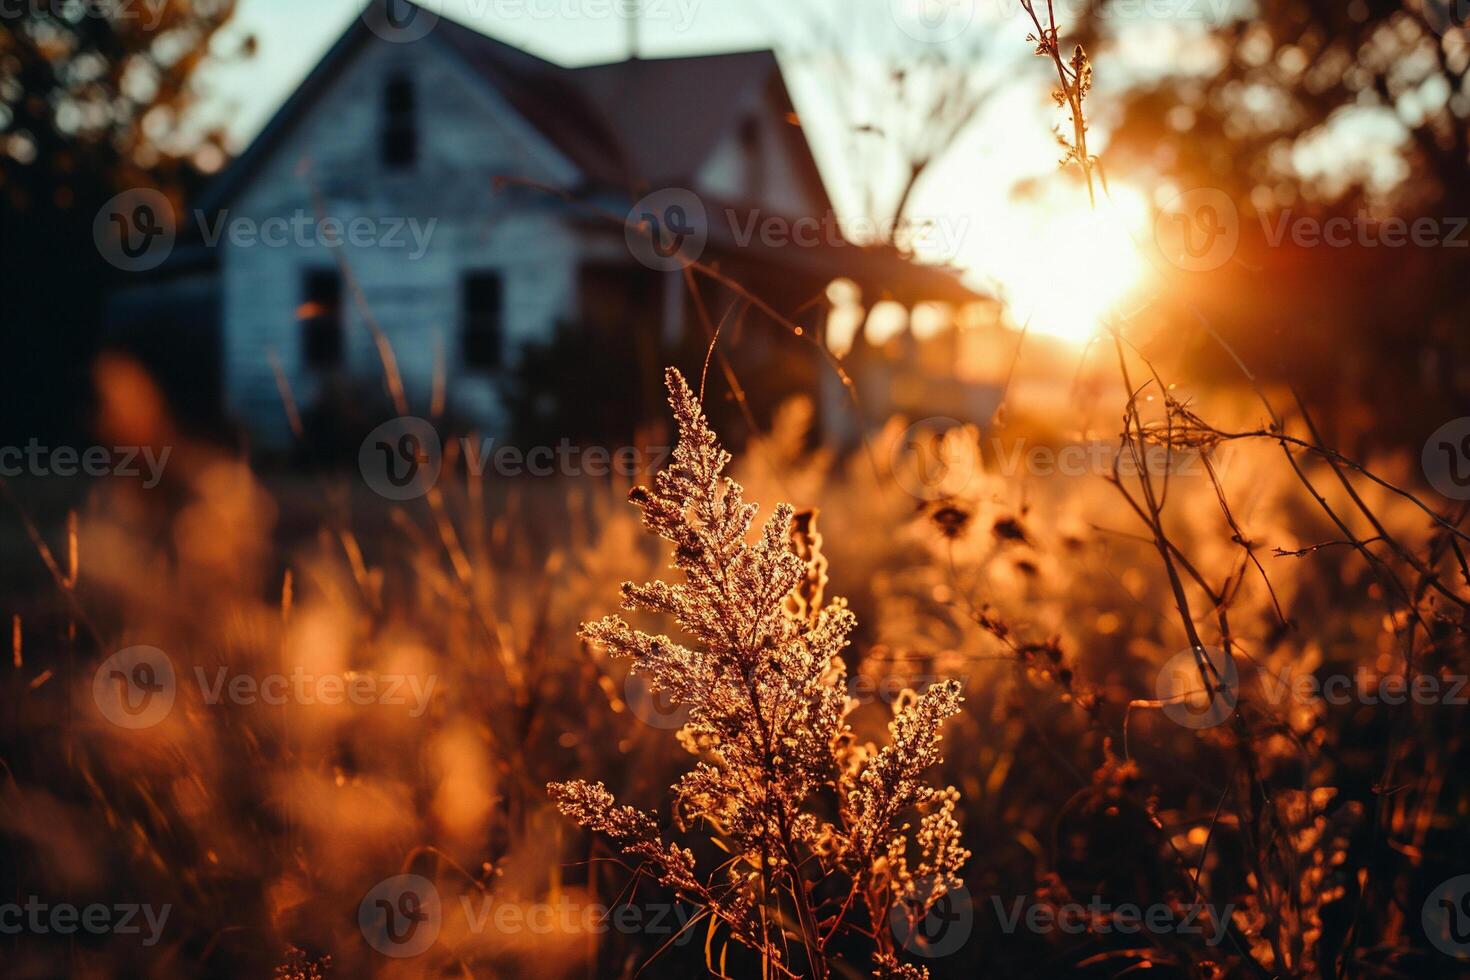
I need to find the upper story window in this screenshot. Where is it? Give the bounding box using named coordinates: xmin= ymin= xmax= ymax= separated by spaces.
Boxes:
xmin=382 ymin=72 xmax=417 ymax=170
xmin=462 ymin=271 xmax=504 ymax=371
xmin=298 ymin=268 xmax=344 ymax=369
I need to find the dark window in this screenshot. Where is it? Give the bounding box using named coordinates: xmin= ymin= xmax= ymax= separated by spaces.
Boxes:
xmin=298 ymin=268 xmax=343 ymax=368
xmin=462 ymin=272 xmax=503 ymax=370
xmin=382 ymin=73 xmax=417 ymax=170
xmin=739 ymin=116 xmax=765 ymax=193
xmin=739 ymin=116 xmax=761 ymax=149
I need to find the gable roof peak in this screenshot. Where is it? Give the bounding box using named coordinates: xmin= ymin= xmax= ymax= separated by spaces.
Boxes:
xmin=200 ymin=1 xmax=816 ymax=210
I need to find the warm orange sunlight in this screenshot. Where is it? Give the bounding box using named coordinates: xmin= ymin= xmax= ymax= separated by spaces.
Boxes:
xmin=979 ymin=183 xmax=1152 ymax=343
xmin=13 ymin=0 xmax=1467 ymax=976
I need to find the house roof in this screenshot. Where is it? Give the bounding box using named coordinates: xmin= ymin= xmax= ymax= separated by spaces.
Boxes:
xmin=199 ymin=0 xmax=823 ymax=210
xmin=193 ymin=0 xmax=978 ymax=302
xmin=569 ymin=51 xmax=785 ymax=186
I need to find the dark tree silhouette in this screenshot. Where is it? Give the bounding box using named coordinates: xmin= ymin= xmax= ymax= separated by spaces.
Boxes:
xmin=1 ymin=0 xmax=246 ymax=442
xmin=1098 ymin=1 xmax=1466 ymax=206
xmin=1086 ymin=1 xmax=1470 ymax=442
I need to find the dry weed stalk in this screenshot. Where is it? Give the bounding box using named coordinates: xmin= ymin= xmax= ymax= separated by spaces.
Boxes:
xmin=1020 ymin=0 xmax=1096 ymax=202
xmin=550 ymin=368 xmax=968 ymax=979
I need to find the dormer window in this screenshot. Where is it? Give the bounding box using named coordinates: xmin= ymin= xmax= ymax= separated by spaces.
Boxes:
xmin=382 ymin=72 xmax=417 ymax=170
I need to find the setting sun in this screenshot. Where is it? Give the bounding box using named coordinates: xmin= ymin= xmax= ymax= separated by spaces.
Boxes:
xmin=981 ymin=183 xmax=1152 ymax=343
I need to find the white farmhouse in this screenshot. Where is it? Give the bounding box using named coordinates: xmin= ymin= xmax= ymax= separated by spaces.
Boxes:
xmin=113 ymin=0 xmax=977 ymax=448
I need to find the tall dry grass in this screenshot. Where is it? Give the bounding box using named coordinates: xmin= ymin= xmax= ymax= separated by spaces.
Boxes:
xmin=2 ymin=319 xmax=1466 ymax=978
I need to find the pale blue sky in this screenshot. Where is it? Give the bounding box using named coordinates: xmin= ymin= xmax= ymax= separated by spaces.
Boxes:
xmin=197 ymin=0 xmax=1069 ymax=228
xmin=205 ymin=0 xmax=816 ymax=153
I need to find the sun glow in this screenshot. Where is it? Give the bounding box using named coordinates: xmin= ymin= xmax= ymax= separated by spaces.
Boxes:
xmin=983 ymin=183 xmax=1152 ymax=343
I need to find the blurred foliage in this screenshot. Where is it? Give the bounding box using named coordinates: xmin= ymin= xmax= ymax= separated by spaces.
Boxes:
xmin=1079 ymin=0 xmax=1470 ymax=444
xmin=1097 ymin=1 xmax=1467 ymax=206
xmin=3 ymin=350 xmax=1468 ymax=976
xmin=0 ymin=0 xmax=246 ymax=442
